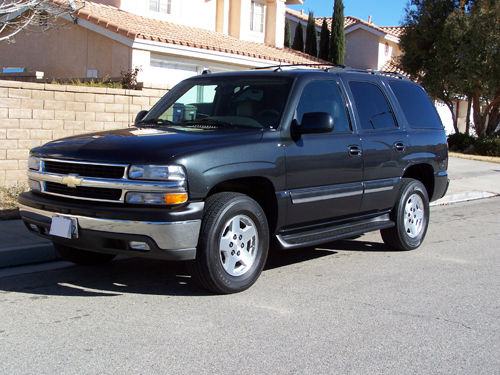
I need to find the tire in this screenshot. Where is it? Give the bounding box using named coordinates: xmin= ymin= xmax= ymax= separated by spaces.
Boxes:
xmin=188 ymin=192 xmax=269 ymax=294
xmin=53 ymin=243 xmax=116 ymax=265
xmin=381 ymin=178 xmax=430 ymax=251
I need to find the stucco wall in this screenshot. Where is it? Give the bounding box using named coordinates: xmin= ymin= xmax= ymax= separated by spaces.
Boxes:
xmin=0 ymin=80 xmax=167 ymax=186
xmin=345 ymin=29 xmax=379 ymax=70
xmin=0 ymin=19 xmax=131 ymax=80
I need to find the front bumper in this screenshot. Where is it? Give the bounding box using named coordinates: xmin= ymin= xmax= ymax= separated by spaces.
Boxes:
xmin=18 ymin=193 xmax=203 ymax=261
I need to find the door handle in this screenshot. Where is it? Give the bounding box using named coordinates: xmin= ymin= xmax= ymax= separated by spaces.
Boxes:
xmin=393 ymin=142 xmax=405 ymax=152
xmin=349 ymin=145 xmax=362 ymax=157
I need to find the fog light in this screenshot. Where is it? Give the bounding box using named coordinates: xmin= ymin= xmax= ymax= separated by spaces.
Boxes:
xmin=129 ymin=241 xmax=150 ymax=251
xmin=28 ymin=179 xmax=41 ymax=192
xmin=28 ymin=223 xmax=38 ymax=232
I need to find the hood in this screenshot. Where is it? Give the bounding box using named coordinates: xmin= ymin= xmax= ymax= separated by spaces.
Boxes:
xmin=31 ymin=126 xmax=264 ymax=163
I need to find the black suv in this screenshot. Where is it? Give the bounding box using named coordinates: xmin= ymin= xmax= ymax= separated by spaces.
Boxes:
xmin=19 ymin=68 xmax=449 ymax=293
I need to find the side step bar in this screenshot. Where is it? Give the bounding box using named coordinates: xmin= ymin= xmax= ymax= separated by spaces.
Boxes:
xmin=276 ymin=214 xmax=394 ymax=249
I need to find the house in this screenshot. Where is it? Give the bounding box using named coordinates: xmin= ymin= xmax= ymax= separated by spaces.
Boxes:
xmin=285 ymin=8 xmax=463 ymax=134
xmin=0 ymin=0 xmax=324 ymax=88
xmin=285 ymin=8 xmax=405 ymax=72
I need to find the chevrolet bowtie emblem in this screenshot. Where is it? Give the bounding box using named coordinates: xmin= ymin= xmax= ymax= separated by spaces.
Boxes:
xmin=61 ymin=175 xmax=83 ymax=188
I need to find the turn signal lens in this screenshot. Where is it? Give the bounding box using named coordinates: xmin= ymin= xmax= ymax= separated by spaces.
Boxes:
xmin=125 ymin=192 xmax=188 ymax=205
xmin=164 ymin=193 xmax=188 ymax=205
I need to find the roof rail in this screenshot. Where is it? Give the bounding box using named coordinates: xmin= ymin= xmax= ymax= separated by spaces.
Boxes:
xmin=254 ymin=64 xmax=409 ymax=79
xmin=254 ymin=63 xmax=345 ymax=72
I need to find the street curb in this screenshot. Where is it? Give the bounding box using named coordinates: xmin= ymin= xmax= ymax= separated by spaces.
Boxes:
xmin=0 ymin=243 xmax=59 ymax=268
xmin=449 ymin=152 xmax=500 ymax=164
xmin=431 ymin=191 xmax=499 ymax=206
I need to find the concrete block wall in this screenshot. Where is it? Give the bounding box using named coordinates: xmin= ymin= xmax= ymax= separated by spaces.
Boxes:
xmin=0 ymin=80 xmax=168 ymax=186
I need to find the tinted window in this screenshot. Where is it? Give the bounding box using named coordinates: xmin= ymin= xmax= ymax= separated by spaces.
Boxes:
xmin=389 ymin=80 xmax=443 ymax=129
xmin=349 ymin=81 xmax=397 ymax=130
xmin=296 ymin=80 xmax=351 ymax=132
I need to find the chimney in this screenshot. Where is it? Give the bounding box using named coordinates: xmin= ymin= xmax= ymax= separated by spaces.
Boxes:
xmin=368 ymin=15 xmax=372 ymax=24
xmin=301 ymin=9 xmax=304 ymax=15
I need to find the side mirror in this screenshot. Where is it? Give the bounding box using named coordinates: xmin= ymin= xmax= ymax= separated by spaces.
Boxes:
xmin=295 ymin=112 xmax=334 ymax=134
xmin=135 ymin=110 xmax=148 ymax=124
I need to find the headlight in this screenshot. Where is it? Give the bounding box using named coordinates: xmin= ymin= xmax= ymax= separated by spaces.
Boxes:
xmin=128 ymin=165 xmax=186 ymax=181
xmin=125 ymin=192 xmax=188 ymax=205
xmin=28 ymin=156 xmax=41 ymax=171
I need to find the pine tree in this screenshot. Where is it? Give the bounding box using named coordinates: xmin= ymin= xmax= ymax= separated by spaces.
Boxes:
xmin=305 ymin=12 xmax=318 ymax=57
xmin=319 ymin=19 xmax=330 ymax=61
xmin=329 ymin=0 xmax=345 ymax=64
xmin=284 ymin=21 xmax=291 ymax=48
xmin=291 ymin=23 xmax=304 ymax=52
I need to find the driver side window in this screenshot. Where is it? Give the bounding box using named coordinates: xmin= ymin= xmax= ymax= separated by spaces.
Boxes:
xmin=296 ymin=80 xmax=351 ymax=132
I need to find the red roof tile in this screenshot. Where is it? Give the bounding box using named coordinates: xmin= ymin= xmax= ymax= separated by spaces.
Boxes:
xmin=73 ymin=1 xmax=327 ymax=65
xmin=380 ymin=60 xmax=410 ymax=77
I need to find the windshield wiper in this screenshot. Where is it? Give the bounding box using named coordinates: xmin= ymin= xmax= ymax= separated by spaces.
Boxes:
xmin=136 ymin=118 xmax=174 ymax=127
xmin=179 ymin=119 xmax=234 ymax=128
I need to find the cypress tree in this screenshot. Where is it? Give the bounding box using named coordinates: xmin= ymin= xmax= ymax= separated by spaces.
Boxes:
xmin=329 ymin=0 xmax=345 ymax=64
xmin=284 ymin=21 xmax=291 ymax=48
xmin=319 ymin=19 xmax=330 ymax=60
xmin=305 ymin=12 xmax=318 ymax=57
xmin=291 ymin=23 xmax=304 ymax=52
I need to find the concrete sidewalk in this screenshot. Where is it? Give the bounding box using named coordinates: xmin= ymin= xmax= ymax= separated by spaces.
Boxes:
xmin=1 ymin=156 xmax=499 ymax=269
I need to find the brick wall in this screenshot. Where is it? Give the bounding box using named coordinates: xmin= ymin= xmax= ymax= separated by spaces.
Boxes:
xmin=0 ymin=80 xmax=168 ymax=186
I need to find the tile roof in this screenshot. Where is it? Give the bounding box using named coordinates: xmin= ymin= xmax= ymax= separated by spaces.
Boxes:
xmin=286 ymin=8 xmax=405 ymax=40
xmin=380 ymin=60 xmax=410 ymax=77
xmin=73 ymin=1 xmax=327 ymax=65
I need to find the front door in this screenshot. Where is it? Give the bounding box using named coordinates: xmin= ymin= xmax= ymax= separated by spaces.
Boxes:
xmin=284 ymin=79 xmax=363 ymax=227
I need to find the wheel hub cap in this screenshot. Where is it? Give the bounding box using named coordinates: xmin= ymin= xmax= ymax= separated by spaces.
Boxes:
xmin=219 ymin=214 xmax=258 ymax=277
xmin=404 ymin=193 xmax=425 ymax=238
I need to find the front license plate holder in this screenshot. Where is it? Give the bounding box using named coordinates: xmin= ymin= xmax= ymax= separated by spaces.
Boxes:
xmin=49 ymin=216 xmax=79 ymax=239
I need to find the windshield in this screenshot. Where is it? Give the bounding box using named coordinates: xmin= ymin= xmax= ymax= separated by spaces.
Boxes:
xmin=140 ymin=77 xmax=292 ymax=130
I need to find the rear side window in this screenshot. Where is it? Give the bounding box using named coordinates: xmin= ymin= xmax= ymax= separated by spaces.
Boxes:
xmin=389 ymin=80 xmax=443 ymax=129
xmin=349 ymin=81 xmax=397 ymax=130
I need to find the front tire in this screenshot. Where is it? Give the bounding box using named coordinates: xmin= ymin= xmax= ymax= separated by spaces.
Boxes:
xmin=189 ymin=192 xmax=269 ymax=294
xmin=53 ymin=243 xmax=116 ymax=265
xmin=381 ymin=178 xmax=430 ymax=251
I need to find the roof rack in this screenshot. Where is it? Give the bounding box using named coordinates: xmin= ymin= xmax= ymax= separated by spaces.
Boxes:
xmin=254 ymin=63 xmax=409 ymax=79
xmin=254 ymin=63 xmax=345 ymax=72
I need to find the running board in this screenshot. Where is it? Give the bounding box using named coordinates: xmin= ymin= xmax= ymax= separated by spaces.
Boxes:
xmin=276 ymin=214 xmax=394 ymax=249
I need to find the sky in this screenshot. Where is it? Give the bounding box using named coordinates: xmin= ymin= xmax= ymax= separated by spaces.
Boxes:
xmin=287 ymin=0 xmax=410 ymax=26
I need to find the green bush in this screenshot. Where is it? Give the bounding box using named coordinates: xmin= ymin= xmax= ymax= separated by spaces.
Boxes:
xmin=448 ymin=133 xmax=500 ymax=157
xmin=447 ymin=133 xmax=476 ymax=152
xmin=474 ymin=137 xmax=500 ymax=157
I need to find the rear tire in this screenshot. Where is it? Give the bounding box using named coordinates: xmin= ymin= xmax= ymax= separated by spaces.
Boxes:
xmin=53 ymin=243 xmax=116 ymax=265
xmin=188 ymin=192 xmax=269 ymax=294
xmin=381 ymin=178 xmax=429 ymax=251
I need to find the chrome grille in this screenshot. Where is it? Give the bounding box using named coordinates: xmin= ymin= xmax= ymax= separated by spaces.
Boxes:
xmin=43 ymin=160 xmax=125 ymax=179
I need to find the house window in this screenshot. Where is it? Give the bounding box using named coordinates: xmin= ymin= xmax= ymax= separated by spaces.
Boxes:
xmin=250 ymin=1 xmax=265 ymax=33
xmin=385 ymin=43 xmax=390 ymax=56
xmin=150 ymin=0 xmax=171 ymax=14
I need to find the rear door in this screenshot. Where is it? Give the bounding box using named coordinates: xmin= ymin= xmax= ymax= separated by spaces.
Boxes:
xmin=284 ymin=79 xmax=363 ymax=226
xmin=346 ymin=78 xmax=408 ymax=212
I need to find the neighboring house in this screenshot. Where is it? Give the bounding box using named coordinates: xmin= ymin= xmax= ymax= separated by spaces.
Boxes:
xmin=285 ymin=8 xmax=404 ymax=71
xmin=286 ymin=8 xmax=463 ymax=134
xmin=0 ymin=0 xmax=325 ymax=87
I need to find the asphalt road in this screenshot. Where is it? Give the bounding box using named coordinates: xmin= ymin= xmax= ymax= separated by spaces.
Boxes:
xmin=1 ymin=197 xmax=499 ymax=374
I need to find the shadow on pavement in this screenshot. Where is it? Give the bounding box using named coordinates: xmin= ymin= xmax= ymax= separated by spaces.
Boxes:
xmin=0 ymin=238 xmax=391 ymax=297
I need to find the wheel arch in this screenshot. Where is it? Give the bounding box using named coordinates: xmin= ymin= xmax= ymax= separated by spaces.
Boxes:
xmin=206 ymin=177 xmax=278 ymax=234
xmin=402 ymin=163 xmax=434 ymax=199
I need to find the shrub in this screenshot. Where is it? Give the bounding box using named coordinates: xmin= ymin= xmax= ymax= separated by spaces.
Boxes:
xmin=0 ymin=184 xmax=27 ymax=210
xmin=447 ymin=133 xmax=476 ymax=152
xmin=474 ymin=137 xmax=500 ymax=157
